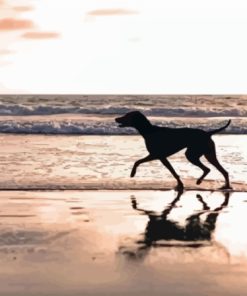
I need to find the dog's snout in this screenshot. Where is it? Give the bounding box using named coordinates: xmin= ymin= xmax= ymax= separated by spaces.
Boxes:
xmin=115 ymin=115 xmax=128 ymax=128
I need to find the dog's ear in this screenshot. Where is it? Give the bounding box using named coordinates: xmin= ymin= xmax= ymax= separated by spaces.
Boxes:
xmin=131 ymin=111 xmax=146 ymax=122
xmin=133 ymin=111 xmax=143 ymax=116
xmin=127 ymin=111 xmax=144 ymax=119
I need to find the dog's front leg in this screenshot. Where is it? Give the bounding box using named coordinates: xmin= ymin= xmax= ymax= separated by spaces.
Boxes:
xmin=160 ymin=158 xmax=184 ymax=191
xmin=130 ymin=155 xmax=156 ymax=177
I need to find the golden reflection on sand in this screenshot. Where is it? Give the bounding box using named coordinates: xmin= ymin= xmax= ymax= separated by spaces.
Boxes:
xmin=0 ymin=190 xmax=247 ymax=295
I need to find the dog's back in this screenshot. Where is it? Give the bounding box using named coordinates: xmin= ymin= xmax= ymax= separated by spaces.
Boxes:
xmin=144 ymin=126 xmax=209 ymax=157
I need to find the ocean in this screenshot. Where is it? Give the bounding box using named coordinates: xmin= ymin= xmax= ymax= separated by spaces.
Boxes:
xmin=0 ymin=95 xmax=247 ymax=134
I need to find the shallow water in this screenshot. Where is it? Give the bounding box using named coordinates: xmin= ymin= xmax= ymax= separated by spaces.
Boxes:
xmin=0 ymin=134 xmax=246 ymax=190
xmin=0 ymin=190 xmax=247 ymax=296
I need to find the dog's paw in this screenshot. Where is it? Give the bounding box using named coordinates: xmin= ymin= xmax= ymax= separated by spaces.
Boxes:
xmin=175 ymin=183 xmax=184 ymax=193
xmin=130 ymin=169 xmax=136 ymax=178
xmin=131 ymin=198 xmax=137 ymax=209
xmin=219 ymin=185 xmax=233 ymax=191
xmin=196 ymin=179 xmax=202 ymax=185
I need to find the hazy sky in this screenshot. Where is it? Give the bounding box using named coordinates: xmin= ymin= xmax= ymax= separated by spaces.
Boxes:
xmin=0 ymin=0 xmax=247 ymax=94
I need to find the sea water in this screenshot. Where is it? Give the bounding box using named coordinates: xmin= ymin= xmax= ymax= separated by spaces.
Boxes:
xmin=0 ymin=95 xmax=247 ymax=134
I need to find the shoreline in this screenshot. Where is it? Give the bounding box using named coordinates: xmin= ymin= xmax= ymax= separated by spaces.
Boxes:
xmin=0 ymin=132 xmax=245 ymax=136
xmin=0 ymin=179 xmax=245 ymax=192
xmin=0 ymin=188 xmax=245 ymax=192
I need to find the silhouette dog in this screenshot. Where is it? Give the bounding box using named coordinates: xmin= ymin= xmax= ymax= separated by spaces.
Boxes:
xmin=115 ymin=111 xmax=231 ymax=191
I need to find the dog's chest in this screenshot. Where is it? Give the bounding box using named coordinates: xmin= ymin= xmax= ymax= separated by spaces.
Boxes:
xmin=144 ymin=132 xmax=187 ymax=156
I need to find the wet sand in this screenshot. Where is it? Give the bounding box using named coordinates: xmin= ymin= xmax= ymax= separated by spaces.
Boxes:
xmin=0 ymin=134 xmax=246 ymax=190
xmin=0 ymin=189 xmax=247 ymax=296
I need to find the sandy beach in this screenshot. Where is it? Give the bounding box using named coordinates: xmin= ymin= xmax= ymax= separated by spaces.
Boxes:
xmin=0 ymin=134 xmax=246 ymax=295
xmin=0 ymin=189 xmax=247 ymax=296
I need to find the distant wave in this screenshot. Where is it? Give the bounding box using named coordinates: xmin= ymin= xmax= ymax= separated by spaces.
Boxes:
xmin=0 ymin=120 xmax=246 ymax=134
xmin=0 ymin=103 xmax=247 ymax=117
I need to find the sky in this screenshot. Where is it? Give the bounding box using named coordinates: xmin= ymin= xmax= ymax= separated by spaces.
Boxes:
xmin=0 ymin=0 xmax=247 ymax=94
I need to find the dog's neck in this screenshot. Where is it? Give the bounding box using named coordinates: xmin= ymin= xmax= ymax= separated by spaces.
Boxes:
xmin=134 ymin=119 xmax=154 ymax=137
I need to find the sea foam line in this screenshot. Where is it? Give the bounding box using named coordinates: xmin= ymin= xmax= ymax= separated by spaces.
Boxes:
xmin=0 ymin=103 xmax=247 ymax=117
xmin=0 ymin=120 xmax=246 ymax=134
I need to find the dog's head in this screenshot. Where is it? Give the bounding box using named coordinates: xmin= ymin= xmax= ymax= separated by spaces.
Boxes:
xmin=115 ymin=111 xmax=147 ymax=128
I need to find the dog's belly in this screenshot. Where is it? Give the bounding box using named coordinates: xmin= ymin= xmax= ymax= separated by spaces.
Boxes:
xmin=145 ymin=138 xmax=187 ymax=157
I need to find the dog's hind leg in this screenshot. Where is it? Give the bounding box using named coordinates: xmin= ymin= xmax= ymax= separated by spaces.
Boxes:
xmin=160 ymin=158 xmax=184 ymax=191
xmin=204 ymin=140 xmax=231 ymax=189
xmin=130 ymin=155 xmax=156 ymax=177
xmin=185 ymin=149 xmax=210 ymax=185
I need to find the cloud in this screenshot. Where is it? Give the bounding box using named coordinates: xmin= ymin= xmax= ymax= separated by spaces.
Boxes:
xmin=0 ymin=49 xmax=13 ymax=55
xmin=129 ymin=37 xmax=140 ymax=43
xmin=13 ymin=6 xmax=33 ymax=12
xmin=87 ymin=8 xmax=138 ymax=17
xmin=22 ymin=31 xmax=60 ymax=39
xmin=0 ymin=18 xmax=34 ymax=31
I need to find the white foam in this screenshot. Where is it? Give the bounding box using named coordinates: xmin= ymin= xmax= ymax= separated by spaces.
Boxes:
xmin=0 ymin=103 xmax=246 ymax=117
xmin=0 ymin=117 xmax=246 ymax=134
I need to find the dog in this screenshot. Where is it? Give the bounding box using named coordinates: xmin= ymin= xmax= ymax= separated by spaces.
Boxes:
xmin=115 ymin=111 xmax=231 ymax=191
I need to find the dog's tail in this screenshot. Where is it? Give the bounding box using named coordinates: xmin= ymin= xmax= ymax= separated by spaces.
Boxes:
xmin=208 ymin=120 xmax=231 ymax=136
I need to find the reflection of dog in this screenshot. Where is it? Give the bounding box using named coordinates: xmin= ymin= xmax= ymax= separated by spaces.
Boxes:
xmin=118 ymin=191 xmax=230 ymax=261
xmin=131 ymin=191 xmax=230 ymax=245
xmin=115 ymin=111 xmax=231 ymax=191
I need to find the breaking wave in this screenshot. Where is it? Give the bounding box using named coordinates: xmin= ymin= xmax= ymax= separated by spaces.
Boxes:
xmin=0 ymin=119 xmax=246 ymax=134
xmin=0 ymin=104 xmax=247 ymax=117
